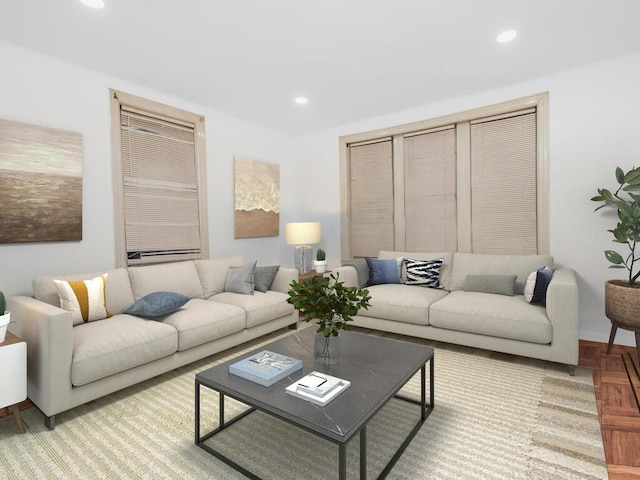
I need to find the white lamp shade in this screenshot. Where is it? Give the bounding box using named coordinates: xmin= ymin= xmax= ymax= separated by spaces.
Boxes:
xmin=285 ymin=222 xmax=321 ymax=245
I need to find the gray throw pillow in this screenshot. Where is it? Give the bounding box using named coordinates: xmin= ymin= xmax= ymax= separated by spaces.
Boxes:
xmin=463 ymin=274 xmax=517 ymax=296
xmin=254 ymin=265 xmax=280 ymax=293
xmin=124 ymin=291 xmax=190 ymax=318
xmin=224 ymin=261 xmax=257 ymax=295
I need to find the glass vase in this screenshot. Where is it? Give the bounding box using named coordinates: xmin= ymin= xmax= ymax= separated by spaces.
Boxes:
xmin=314 ymin=332 xmax=340 ymax=365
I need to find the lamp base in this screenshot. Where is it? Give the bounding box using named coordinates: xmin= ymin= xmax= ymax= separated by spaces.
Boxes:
xmin=294 ymin=245 xmax=313 ymax=274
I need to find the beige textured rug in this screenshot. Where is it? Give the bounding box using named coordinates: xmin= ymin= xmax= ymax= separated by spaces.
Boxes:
xmin=0 ymin=327 xmax=607 ymax=479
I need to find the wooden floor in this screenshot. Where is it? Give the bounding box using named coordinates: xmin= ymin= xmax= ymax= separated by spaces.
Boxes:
xmin=580 ymin=340 xmax=640 ymax=479
xmin=2 ymin=340 xmax=639 ymax=477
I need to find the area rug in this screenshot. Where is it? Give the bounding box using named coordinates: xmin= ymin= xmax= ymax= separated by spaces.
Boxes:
xmin=0 ymin=327 xmax=607 ymax=479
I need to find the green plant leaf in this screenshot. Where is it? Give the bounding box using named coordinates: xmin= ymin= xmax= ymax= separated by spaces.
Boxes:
xmin=625 ymin=168 xmax=640 ymax=184
xmin=616 ymin=167 xmax=625 ymax=184
xmin=605 ymin=250 xmax=624 ymax=264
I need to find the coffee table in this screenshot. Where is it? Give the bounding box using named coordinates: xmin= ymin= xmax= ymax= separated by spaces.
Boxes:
xmin=195 ymin=328 xmax=434 ymax=479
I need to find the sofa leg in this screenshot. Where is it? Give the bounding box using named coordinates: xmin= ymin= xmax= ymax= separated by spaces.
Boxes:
xmin=288 ymin=322 xmax=298 ymax=330
xmin=44 ymin=414 xmax=55 ymax=430
xmin=568 ymin=365 xmax=576 ymax=376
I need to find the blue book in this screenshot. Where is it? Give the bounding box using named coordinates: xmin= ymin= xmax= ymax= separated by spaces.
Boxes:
xmin=229 ymin=350 xmax=303 ymax=387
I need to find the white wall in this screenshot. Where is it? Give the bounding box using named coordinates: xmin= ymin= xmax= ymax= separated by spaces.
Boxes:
xmin=3 ymin=37 xmax=639 ymax=346
xmin=0 ymin=40 xmax=302 ymax=298
xmin=296 ymin=51 xmax=640 ymax=346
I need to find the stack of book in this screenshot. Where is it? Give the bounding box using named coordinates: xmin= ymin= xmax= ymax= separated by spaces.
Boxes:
xmin=286 ymin=371 xmax=351 ymax=406
xmin=229 ymin=350 xmax=303 ymax=387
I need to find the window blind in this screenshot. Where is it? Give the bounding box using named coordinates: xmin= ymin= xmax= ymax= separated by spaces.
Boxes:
xmin=404 ymin=127 xmax=457 ymax=252
xmin=120 ymin=109 xmax=202 ymax=265
xmin=470 ymin=111 xmax=537 ymax=254
xmin=349 ymin=140 xmax=394 ymax=257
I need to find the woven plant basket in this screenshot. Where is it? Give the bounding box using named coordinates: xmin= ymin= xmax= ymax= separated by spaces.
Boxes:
xmin=605 ymin=280 xmax=640 ymax=331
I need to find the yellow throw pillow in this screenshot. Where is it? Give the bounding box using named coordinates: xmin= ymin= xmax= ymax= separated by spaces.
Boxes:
xmin=53 ymin=274 xmax=112 ymax=325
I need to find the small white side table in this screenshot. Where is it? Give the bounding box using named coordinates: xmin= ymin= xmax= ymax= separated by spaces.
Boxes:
xmin=0 ymin=331 xmax=27 ymax=433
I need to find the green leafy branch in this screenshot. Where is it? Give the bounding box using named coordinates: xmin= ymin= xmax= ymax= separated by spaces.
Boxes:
xmin=287 ymin=273 xmax=371 ymax=337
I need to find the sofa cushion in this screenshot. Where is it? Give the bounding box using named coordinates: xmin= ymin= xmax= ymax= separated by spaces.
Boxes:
xmin=194 ymin=256 xmax=246 ymax=298
xmin=53 ymin=274 xmax=112 ymax=325
xmin=449 ymin=253 xmax=554 ymax=295
xmin=357 ymin=284 xmax=449 ymax=326
xmin=378 ymin=251 xmax=454 ymax=290
xmin=429 ymin=291 xmax=552 ymax=344
xmin=123 ymin=291 xmax=190 ymax=318
xmin=404 ymin=258 xmax=444 ymax=288
xmin=366 ymin=258 xmax=402 ymax=285
xmin=224 ymin=261 xmax=257 ymax=295
xmin=210 ymin=291 xmax=295 ymax=329
xmin=71 ymin=315 xmax=178 ymax=386
xmin=33 ymin=268 xmax=134 ymax=314
xmin=128 ymin=261 xmax=204 ymax=301
xmin=161 ymin=299 xmax=246 ymax=351
xmin=254 ymin=265 xmax=280 ymax=293
xmin=463 ymin=274 xmax=517 ymax=296
xmin=524 ymin=266 xmax=553 ymax=304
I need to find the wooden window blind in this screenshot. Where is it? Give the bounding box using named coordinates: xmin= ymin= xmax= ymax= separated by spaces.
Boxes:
xmin=470 ymin=110 xmax=537 ymax=254
xmin=349 ymin=139 xmax=394 ymax=257
xmin=120 ymin=109 xmax=203 ymax=265
xmin=404 ymin=127 xmax=457 ymax=252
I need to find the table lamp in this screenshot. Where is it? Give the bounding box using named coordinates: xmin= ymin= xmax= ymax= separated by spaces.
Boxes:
xmin=285 ymin=222 xmax=321 ymax=274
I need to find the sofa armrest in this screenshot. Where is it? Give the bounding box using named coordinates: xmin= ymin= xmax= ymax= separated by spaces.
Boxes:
xmin=327 ymin=266 xmax=360 ymax=288
xmin=8 ymin=296 xmax=73 ymax=417
xmin=545 ymin=268 xmax=579 ymax=366
xmin=270 ymin=267 xmax=299 ymax=294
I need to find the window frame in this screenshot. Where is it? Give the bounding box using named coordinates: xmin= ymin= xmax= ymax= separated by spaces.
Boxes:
xmin=339 ymin=92 xmax=549 ymax=259
xmin=110 ymin=89 xmax=209 ymax=267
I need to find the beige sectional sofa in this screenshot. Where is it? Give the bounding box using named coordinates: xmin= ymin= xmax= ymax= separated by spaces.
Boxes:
xmin=333 ymin=250 xmax=578 ymax=370
xmin=9 ymin=256 xmax=298 ymax=429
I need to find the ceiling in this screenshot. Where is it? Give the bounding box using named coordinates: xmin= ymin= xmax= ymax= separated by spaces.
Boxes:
xmin=2 ymin=0 xmax=640 ymax=136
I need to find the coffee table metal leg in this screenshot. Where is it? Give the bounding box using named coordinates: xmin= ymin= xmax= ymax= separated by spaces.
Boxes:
xmin=339 ymin=443 xmax=347 ymax=480
xmin=195 ymin=381 xmax=200 ymax=443
xmin=360 ymin=425 xmax=367 ymax=479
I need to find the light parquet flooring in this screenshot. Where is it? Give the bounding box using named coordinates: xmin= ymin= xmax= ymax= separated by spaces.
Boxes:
xmin=2 ymin=339 xmax=639 ymax=478
xmin=580 ymin=340 xmax=640 ymax=479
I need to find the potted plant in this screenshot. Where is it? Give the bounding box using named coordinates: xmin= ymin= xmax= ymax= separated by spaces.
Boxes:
xmin=287 ymin=273 xmax=371 ymax=364
xmin=592 ymin=165 xmax=640 ymax=352
xmin=314 ymin=248 xmax=328 ymax=274
xmin=0 ymin=290 xmax=9 ymax=343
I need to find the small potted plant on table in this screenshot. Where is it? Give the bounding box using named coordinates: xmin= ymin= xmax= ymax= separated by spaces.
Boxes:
xmin=314 ymin=248 xmax=328 ymax=274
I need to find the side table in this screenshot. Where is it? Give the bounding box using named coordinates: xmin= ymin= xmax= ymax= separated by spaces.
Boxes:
xmin=297 ymin=269 xmax=331 ymax=282
xmin=0 ymin=331 xmax=27 ymax=433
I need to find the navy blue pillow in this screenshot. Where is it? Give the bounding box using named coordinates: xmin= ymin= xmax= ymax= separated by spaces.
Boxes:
xmin=366 ymin=258 xmax=402 ymax=286
xmin=124 ymin=291 xmax=190 ymax=318
xmin=523 ymin=267 xmax=553 ymax=304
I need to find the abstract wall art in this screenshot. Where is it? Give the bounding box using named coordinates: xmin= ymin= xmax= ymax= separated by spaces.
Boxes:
xmin=234 ymin=156 xmax=279 ymax=238
xmin=0 ymin=119 xmax=83 ymax=244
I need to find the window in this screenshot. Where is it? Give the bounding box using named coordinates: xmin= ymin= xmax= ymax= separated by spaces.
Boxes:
xmin=339 ymin=93 xmax=549 ymax=258
xmin=110 ymin=90 xmax=209 ymax=267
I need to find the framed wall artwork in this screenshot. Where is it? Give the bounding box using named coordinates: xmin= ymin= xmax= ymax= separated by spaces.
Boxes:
xmin=0 ymin=119 xmax=83 ymax=244
xmin=234 ymin=156 xmax=279 ymax=238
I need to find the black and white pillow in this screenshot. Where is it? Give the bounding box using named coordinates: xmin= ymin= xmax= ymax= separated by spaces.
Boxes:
xmin=404 ymin=258 xmax=444 ymax=288
xmin=524 ymin=266 xmax=553 ymax=303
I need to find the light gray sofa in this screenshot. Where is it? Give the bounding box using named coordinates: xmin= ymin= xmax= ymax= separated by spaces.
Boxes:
xmin=8 ymin=256 xmax=298 ymax=429
xmin=333 ymin=250 xmax=578 ymax=370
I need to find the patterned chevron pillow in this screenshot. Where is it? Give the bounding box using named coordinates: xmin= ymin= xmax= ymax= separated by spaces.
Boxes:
xmin=404 ymin=258 xmax=444 ymax=288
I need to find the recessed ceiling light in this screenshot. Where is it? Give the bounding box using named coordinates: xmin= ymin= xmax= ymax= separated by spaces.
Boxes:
xmin=496 ymin=30 xmax=517 ymax=43
xmin=81 ymin=0 xmax=105 ymax=9
xmin=295 ymin=97 xmax=309 ymax=105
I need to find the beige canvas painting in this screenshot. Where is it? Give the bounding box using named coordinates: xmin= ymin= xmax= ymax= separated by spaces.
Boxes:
xmin=234 ymin=157 xmax=279 ymax=238
xmin=0 ymin=119 xmax=83 ymax=243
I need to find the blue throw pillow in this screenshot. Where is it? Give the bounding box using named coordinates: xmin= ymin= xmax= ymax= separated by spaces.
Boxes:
xmin=523 ymin=266 xmax=553 ymax=303
xmin=366 ymin=258 xmax=402 ymax=286
xmin=124 ymin=291 xmax=190 ymax=318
